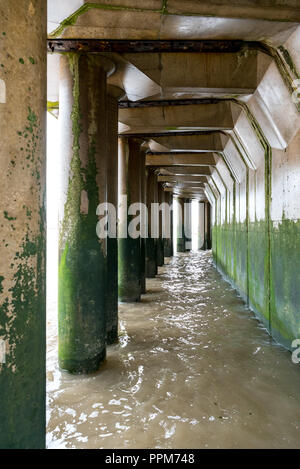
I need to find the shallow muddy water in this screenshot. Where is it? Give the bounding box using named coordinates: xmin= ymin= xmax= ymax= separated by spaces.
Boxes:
xmin=47 ymin=251 xmax=300 ymax=449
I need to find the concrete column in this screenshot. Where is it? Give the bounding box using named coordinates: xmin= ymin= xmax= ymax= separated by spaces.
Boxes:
xmin=140 ymin=149 xmax=147 ymax=294
xmin=206 ymin=201 xmax=212 ymax=249
xmin=164 ymin=192 xmax=174 ymax=257
xmin=204 ymin=201 xmax=212 ymax=249
xmin=118 ymin=138 xmax=142 ymax=302
xmin=58 ymin=54 xmax=114 ymax=374
xmin=0 ymin=1 xmax=46 ymax=449
xmin=157 ymin=183 xmax=165 ymax=267
xmin=176 ymin=197 xmax=186 ymax=253
xmin=106 ymin=86 xmax=124 ymax=344
xmin=146 ymin=169 xmax=158 ymax=277
xmin=198 ymin=201 xmax=205 ymax=250
xmin=184 ymin=198 xmax=192 ymax=251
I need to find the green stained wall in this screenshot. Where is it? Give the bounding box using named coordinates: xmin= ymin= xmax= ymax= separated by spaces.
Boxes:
xmin=270 ymin=219 xmax=300 ymax=348
xmin=248 ymin=221 xmax=270 ymax=329
xmin=211 ymin=98 xmax=300 ymax=352
xmin=214 ymin=216 xmax=300 ymax=350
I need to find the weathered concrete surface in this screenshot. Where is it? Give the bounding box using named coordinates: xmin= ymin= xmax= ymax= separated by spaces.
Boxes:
xmin=184 ymin=198 xmax=192 ymax=251
xmin=123 ymin=51 xmax=261 ymax=99
xmin=198 ymin=202 xmax=205 ymax=250
xmin=158 ymin=175 xmax=207 ymax=184
xmin=48 ymin=0 xmax=299 ymax=42
xmin=208 ymin=34 xmax=300 ymax=350
xmin=119 ymin=102 xmax=234 ymax=134
xmin=58 ymin=54 xmax=114 ymax=373
xmin=118 ymin=138 xmax=142 ymax=302
xmin=149 ymin=133 xmax=226 ymax=152
xmin=146 ymin=153 xmax=217 ymax=167
xmin=159 ymin=167 xmax=212 ymax=176
xmin=269 ymin=131 xmax=300 ymax=348
xmin=204 ymin=201 xmax=212 ymax=250
xmin=156 ymin=184 xmax=165 ymax=267
xmin=140 ymin=148 xmax=147 ymax=294
xmin=0 ymin=0 xmax=47 ymax=449
xmin=175 ymin=197 xmax=186 ymax=253
xmin=106 ymin=86 xmax=124 ymax=344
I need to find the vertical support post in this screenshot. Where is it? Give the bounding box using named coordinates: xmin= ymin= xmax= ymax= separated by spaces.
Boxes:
xmin=176 ymin=197 xmax=186 ymax=253
xmin=184 ymin=198 xmax=192 ymax=251
xmin=157 ymin=183 xmax=165 ymax=267
xmin=106 ymin=86 xmax=124 ymax=344
xmin=198 ymin=201 xmax=205 ymax=250
xmin=204 ymin=201 xmax=212 ymax=249
xmin=146 ymin=169 xmax=158 ymax=277
xmin=164 ymin=192 xmax=174 ymax=257
xmin=118 ymin=138 xmax=142 ymax=302
xmin=0 ymin=1 xmax=47 ymax=448
xmin=58 ymin=54 xmax=114 ymax=374
xmin=140 ymin=149 xmax=147 ymax=293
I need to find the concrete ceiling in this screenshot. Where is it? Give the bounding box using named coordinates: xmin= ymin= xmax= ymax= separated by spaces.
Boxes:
xmin=47 ymin=1 xmax=300 ymax=200
xmin=119 ymin=102 xmax=234 ymax=134
xmin=47 ymin=1 xmax=299 ymax=41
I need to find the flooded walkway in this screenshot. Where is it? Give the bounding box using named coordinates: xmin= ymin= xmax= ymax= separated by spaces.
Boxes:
xmin=47 ymin=251 xmax=300 ymax=449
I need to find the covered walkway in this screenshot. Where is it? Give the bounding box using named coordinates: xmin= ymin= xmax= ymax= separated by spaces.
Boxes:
xmin=2 ymin=0 xmax=300 ymax=449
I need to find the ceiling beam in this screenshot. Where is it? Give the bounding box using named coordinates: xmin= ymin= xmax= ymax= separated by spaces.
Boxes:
xmin=159 ymin=167 xmax=211 ymax=175
xmin=158 ymin=175 xmax=207 ymax=183
xmin=146 ymin=153 xmax=217 ymax=167
xmin=47 ymin=39 xmax=270 ymax=55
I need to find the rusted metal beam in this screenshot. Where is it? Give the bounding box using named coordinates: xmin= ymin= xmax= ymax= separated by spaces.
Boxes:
xmin=120 ymin=98 xmax=226 ymax=108
xmin=119 ymin=130 xmax=218 ymax=138
xmin=47 ymin=39 xmax=270 ymax=55
xmin=147 ymin=151 xmax=218 ymax=155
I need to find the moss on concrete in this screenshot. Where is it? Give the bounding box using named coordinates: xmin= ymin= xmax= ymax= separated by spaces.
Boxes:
xmin=118 ymin=236 xmax=141 ymax=302
xmin=49 ymin=1 xmax=294 ymax=38
xmin=49 ymin=2 xmax=164 ymax=38
xmin=0 ymin=109 xmax=46 ymax=449
xmin=270 ymin=219 xmax=300 ymax=349
xmin=213 ymin=100 xmax=274 ymax=343
xmin=146 ymin=238 xmax=157 ymax=278
xmin=58 ymin=54 xmax=106 ymax=374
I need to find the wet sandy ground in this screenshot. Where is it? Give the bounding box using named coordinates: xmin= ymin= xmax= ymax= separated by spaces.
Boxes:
xmin=47 ymin=251 xmax=300 ymax=449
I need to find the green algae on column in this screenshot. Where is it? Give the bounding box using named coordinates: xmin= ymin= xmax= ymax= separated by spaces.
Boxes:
xmin=58 ymin=54 xmax=110 ymax=374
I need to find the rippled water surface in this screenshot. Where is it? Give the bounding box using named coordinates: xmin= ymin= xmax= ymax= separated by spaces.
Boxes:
xmin=47 ymin=251 xmax=300 ymax=449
